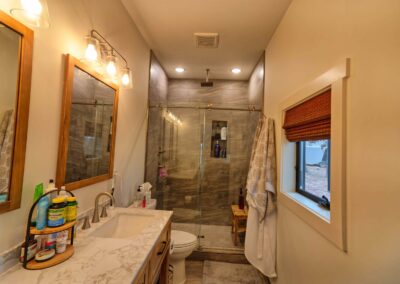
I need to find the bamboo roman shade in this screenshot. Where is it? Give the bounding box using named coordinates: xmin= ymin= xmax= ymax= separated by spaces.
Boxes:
xmin=283 ymin=89 xmax=331 ymax=142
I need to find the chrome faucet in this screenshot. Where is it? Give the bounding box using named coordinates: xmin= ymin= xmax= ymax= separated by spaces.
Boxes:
xmin=92 ymin=192 xmax=115 ymax=223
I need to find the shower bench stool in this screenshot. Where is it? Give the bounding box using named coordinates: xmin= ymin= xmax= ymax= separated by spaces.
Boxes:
xmin=231 ymin=205 xmax=248 ymax=246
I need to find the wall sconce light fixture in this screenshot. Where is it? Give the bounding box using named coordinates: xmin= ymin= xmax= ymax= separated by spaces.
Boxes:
xmin=166 ymin=111 xmax=182 ymax=126
xmin=84 ymin=35 xmax=100 ymax=62
xmin=84 ymin=29 xmax=133 ymax=89
xmin=106 ymin=51 xmax=117 ymax=77
xmin=10 ymin=0 xmax=50 ymax=28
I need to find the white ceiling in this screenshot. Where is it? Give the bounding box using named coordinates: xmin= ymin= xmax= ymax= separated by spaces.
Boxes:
xmin=121 ymin=0 xmax=292 ymax=80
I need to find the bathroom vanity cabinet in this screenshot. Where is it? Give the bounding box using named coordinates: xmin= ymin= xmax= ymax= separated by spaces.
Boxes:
xmin=134 ymin=220 xmax=171 ymax=284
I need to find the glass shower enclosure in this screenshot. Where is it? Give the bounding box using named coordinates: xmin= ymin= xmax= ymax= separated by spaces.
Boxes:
xmin=145 ymin=105 xmax=260 ymax=252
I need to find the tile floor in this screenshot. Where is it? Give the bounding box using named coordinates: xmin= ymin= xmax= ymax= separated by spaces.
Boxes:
xmin=185 ymin=260 xmax=269 ymax=284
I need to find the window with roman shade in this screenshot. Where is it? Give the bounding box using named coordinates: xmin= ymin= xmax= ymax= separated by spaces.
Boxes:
xmin=283 ymin=89 xmax=331 ymax=142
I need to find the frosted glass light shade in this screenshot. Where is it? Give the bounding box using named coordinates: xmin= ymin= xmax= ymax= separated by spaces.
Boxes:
xmin=121 ymin=68 xmax=132 ymax=88
xmin=106 ymin=53 xmax=117 ymax=77
xmin=84 ymin=36 xmax=100 ymax=62
xmin=10 ymin=0 xmax=50 ymax=28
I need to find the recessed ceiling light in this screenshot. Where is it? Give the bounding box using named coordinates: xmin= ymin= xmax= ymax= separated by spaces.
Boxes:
xmin=175 ymin=67 xmax=185 ymax=73
xmin=232 ymin=68 xmax=241 ymax=74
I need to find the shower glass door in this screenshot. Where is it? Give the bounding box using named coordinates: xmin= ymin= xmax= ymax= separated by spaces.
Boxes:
xmin=151 ymin=106 xmax=202 ymax=239
xmin=198 ymin=108 xmax=260 ymax=251
xmin=146 ymin=106 xmax=261 ymax=252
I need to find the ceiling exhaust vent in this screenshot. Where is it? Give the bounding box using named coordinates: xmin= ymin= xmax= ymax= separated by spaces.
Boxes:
xmin=194 ymin=33 xmax=219 ymax=48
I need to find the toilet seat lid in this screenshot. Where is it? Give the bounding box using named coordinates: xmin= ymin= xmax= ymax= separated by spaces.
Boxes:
xmin=171 ymin=230 xmax=197 ymax=247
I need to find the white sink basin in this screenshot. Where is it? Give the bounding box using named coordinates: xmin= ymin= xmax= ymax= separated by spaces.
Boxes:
xmin=90 ymin=213 xmax=156 ymax=239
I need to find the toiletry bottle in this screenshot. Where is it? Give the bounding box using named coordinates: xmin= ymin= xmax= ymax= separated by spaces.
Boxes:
xmin=134 ymin=185 xmax=142 ymax=207
xmin=214 ymin=140 xmax=221 ymax=158
xmin=220 ymin=148 xmax=226 ymax=158
xmin=142 ymin=194 xmax=147 ymax=208
xmin=66 ymin=196 xmax=78 ymax=222
xmin=215 ymin=123 xmax=221 ymax=140
xmin=58 ymin=186 xmax=68 ymax=202
xmin=32 ymin=183 xmax=43 ymax=227
xmin=36 ymin=184 xmax=50 ymax=230
xmin=221 ymin=126 xmax=227 ymax=140
xmin=238 ymin=187 xmax=245 ymax=210
xmin=47 ymin=197 xmax=67 ymax=227
xmin=145 ymin=189 xmax=151 ymax=207
xmin=46 ymin=179 xmax=57 ymax=204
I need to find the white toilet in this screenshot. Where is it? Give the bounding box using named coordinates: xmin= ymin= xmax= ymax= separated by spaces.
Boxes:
xmin=170 ymin=230 xmax=198 ymax=284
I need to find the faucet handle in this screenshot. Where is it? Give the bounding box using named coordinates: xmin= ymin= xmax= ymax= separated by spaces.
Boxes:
xmin=100 ymin=205 xmax=108 ymax=218
xmin=81 ymin=215 xmax=91 ymax=230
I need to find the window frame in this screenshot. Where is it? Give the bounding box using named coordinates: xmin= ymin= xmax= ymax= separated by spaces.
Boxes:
xmin=296 ymin=140 xmax=331 ymax=205
xmin=278 ymin=58 xmax=349 ymax=251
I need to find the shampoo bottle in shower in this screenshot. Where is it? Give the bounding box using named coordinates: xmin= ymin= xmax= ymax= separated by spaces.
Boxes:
xmin=238 ymin=187 xmax=245 ymax=210
xmin=214 ymin=140 xmax=221 ymax=157
xmin=221 ymin=126 xmax=227 ymax=140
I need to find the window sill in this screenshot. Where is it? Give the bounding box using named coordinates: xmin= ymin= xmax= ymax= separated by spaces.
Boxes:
xmin=286 ymin=192 xmax=330 ymax=222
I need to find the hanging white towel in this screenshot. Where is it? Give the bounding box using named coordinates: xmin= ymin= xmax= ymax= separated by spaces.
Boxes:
xmin=113 ymin=171 xmax=129 ymax=207
xmin=245 ymin=117 xmax=277 ymax=278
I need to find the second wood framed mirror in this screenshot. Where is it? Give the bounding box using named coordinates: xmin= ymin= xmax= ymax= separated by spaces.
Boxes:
xmin=56 ymin=54 xmax=119 ymax=190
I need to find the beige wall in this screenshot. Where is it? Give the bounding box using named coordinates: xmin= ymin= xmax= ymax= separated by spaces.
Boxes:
xmin=248 ymin=53 xmax=265 ymax=108
xmin=264 ymin=0 xmax=400 ymax=283
xmin=0 ymin=0 xmax=149 ymax=253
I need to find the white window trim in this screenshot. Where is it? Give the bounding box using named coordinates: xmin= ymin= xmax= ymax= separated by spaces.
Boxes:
xmin=278 ymin=59 xmax=349 ymax=251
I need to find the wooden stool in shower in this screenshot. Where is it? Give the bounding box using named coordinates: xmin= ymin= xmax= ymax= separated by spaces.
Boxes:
xmin=231 ymin=205 xmax=248 ymax=246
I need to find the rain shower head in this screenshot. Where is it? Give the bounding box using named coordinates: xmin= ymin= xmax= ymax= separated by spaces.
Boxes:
xmin=201 ymin=68 xmax=214 ymax=87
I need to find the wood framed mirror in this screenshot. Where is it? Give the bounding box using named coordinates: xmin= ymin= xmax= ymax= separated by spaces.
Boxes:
xmin=0 ymin=11 xmax=33 ymax=214
xmin=56 ymin=54 xmax=119 ymax=190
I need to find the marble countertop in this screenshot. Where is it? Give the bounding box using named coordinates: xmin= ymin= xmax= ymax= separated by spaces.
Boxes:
xmin=0 ymin=208 xmax=172 ymax=284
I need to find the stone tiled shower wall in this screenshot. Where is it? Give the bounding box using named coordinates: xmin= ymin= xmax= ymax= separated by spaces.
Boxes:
xmin=146 ymin=54 xmax=265 ymax=226
xmin=145 ymin=54 xmax=169 ymax=188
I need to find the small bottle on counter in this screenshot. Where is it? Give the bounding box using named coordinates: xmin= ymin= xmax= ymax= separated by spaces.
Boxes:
xmin=66 ymin=196 xmax=77 ymax=222
xmin=58 ymin=186 xmax=68 ymax=202
xmin=36 ymin=189 xmax=50 ymax=230
xmin=47 ymin=197 xmax=67 ymax=227
xmin=19 ymin=239 xmax=37 ymax=262
xmin=56 ymin=230 xmax=68 ymax=254
xmin=142 ymin=194 xmax=147 ymax=208
xmin=46 ymin=179 xmax=57 ymax=201
xmin=45 ymin=233 xmax=57 ymax=250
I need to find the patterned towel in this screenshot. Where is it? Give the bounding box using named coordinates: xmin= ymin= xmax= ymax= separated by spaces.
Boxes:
xmin=246 ymin=117 xmax=276 ymax=223
xmin=0 ymin=110 xmax=14 ymax=194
